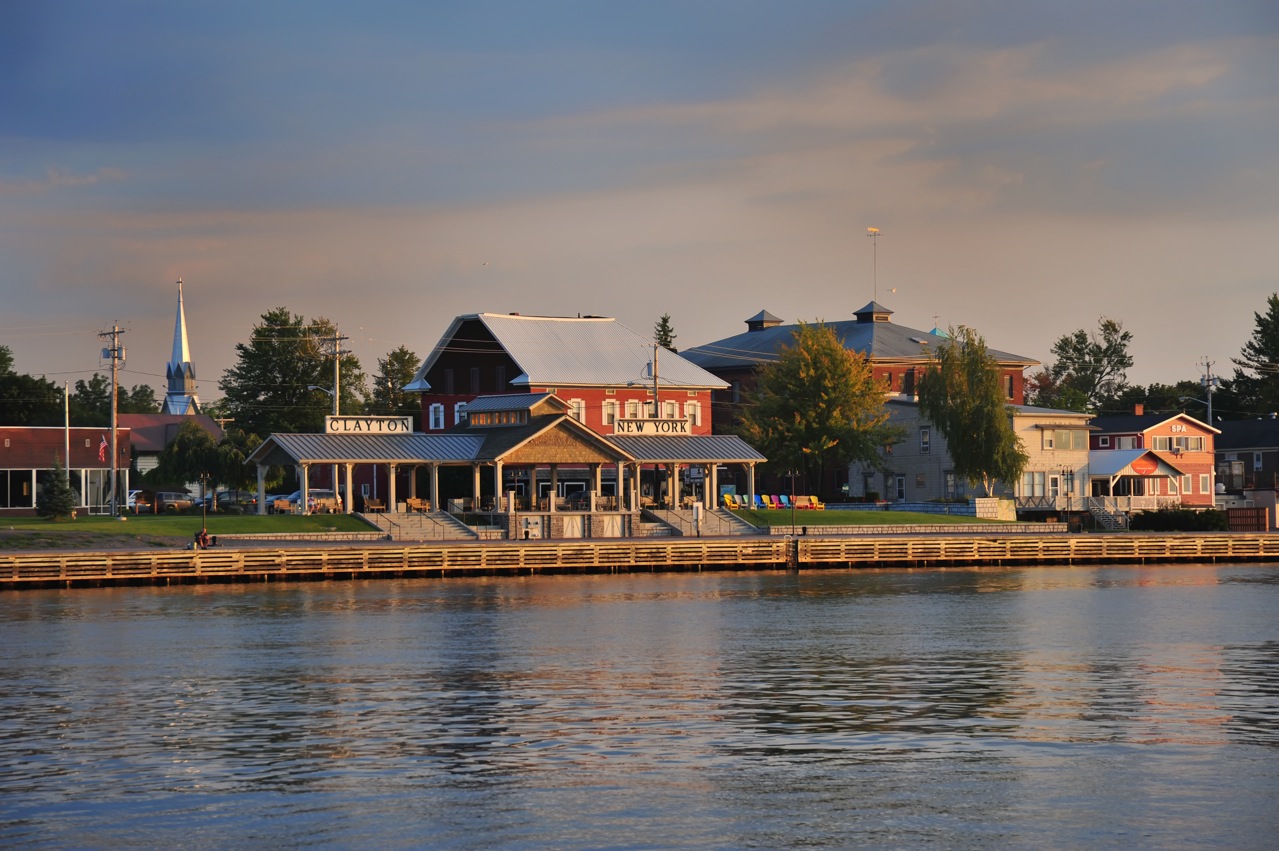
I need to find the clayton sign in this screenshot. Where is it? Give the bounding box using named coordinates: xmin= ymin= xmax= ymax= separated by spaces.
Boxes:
xmin=613 ymin=418 xmax=689 ymax=435
xmin=326 ymin=416 xmax=413 ymax=434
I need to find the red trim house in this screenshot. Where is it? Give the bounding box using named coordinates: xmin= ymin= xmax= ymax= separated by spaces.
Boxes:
xmin=1088 ymin=406 xmax=1218 ymax=507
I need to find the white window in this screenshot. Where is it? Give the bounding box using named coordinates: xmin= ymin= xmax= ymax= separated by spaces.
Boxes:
xmin=1166 ymin=478 xmax=1177 ymax=495
xmin=1118 ymin=437 xmax=1135 ymax=450
xmin=1255 ymin=452 xmax=1263 ymax=471
xmin=625 ymin=400 xmax=640 ymax=419
xmin=454 ymin=401 xmax=468 ymax=425
xmin=569 ymin=399 xmax=586 ymax=423
xmin=1182 ymin=474 xmax=1192 ymax=494
xmin=920 ymin=427 xmax=930 ymax=454
xmin=603 ymin=400 xmax=618 ymax=425
xmin=684 ymin=401 xmax=701 ymax=427
xmin=1021 ymin=471 xmax=1046 ymax=497
xmin=429 ymin=403 xmax=444 ymax=430
xmin=1152 ymin=436 xmax=1171 ymax=451
xmin=1049 ymin=475 xmax=1061 ymax=498
xmin=1043 ymin=431 xmax=1054 ymax=450
xmin=1200 ymin=474 xmax=1210 ymax=494
xmin=664 ymin=401 xmax=678 ymax=419
xmin=1099 ymin=436 xmax=1110 ymax=448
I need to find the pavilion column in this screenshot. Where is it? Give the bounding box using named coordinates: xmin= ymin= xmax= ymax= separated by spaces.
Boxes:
xmin=708 ymin=464 xmax=718 ymax=510
xmin=256 ymin=465 xmax=267 ymax=516
xmin=472 ymin=464 xmax=482 ymax=510
xmin=430 ymin=464 xmax=439 ymax=512
xmin=344 ymin=463 xmax=354 ymax=513
xmin=300 ymin=465 xmax=311 ymax=514
xmin=615 ymin=461 xmax=624 ymax=509
xmin=671 ymin=463 xmax=681 ymax=509
xmin=388 ymin=463 xmax=398 ymax=511
xmin=494 ymin=461 xmax=504 ymax=510
xmin=409 ymin=466 xmax=417 ymax=499
xmin=747 ymin=463 xmax=757 ymax=506
xmin=549 ymin=465 xmax=558 ymax=513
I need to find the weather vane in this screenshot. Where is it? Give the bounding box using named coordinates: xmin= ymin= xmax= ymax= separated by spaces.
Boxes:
xmin=866 ymin=227 xmax=882 ymax=301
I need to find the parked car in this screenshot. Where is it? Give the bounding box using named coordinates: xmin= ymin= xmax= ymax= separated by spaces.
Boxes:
xmin=154 ymin=491 xmax=194 ymax=512
xmin=126 ymin=490 xmax=153 ymax=513
xmin=272 ymin=489 xmax=342 ymax=514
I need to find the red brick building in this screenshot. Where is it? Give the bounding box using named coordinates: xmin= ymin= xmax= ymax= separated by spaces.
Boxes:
xmin=406 ymin=313 xmax=726 ymax=437
xmin=0 ymin=426 xmax=133 ymax=515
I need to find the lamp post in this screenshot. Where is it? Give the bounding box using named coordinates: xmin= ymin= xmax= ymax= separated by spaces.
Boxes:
xmin=308 ymin=384 xmax=340 ymax=507
xmin=788 ymin=468 xmax=797 ymax=535
xmin=1060 ymin=466 xmax=1073 ymax=524
xmin=199 ymin=470 xmax=209 ymax=530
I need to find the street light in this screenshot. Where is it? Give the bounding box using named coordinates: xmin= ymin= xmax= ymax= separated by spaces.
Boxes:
xmin=308 ymin=385 xmax=340 ymax=509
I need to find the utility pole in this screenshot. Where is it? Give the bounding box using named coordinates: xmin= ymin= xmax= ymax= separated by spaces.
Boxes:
xmin=1199 ymin=358 xmax=1219 ymax=424
xmin=99 ymin=323 xmax=125 ymax=516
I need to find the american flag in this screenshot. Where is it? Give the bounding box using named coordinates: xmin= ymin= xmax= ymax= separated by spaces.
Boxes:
xmin=99 ymin=434 xmax=108 ymax=463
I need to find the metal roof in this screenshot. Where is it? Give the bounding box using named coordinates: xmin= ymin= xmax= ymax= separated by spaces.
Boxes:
xmin=1089 ymin=412 xmax=1218 ymax=435
xmin=411 ymin=313 xmax=727 ymax=391
xmin=682 ymin=304 xmax=1038 ymax=371
xmin=463 ymin=392 xmax=560 ymax=414
xmin=609 ymin=434 xmax=767 ymax=463
xmin=1087 ymin=449 xmax=1184 ymax=478
xmin=247 ymin=433 xmax=486 ymax=466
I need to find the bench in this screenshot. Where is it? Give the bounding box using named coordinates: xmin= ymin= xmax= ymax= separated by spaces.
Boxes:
xmin=364 ymin=498 xmax=385 ymax=513
xmin=406 ymin=497 xmax=430 ymax=513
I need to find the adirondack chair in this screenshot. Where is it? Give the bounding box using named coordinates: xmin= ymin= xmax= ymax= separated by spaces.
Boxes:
xmin=779 ymin=495 xmax=793 ymax=509
xmin=769 ymin=495 xmax=784 ymax=509
xmin=754 ymin=494 xmax=768 ymax=510
xmin=807 ymin=495 xmax=825 ymax=510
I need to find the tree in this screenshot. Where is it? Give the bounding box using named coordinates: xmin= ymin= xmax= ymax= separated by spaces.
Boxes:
xmin=69 ymin=374 xmax=161 ymax=425
xmin=1029 ymin=317 xmax=1134 ymax=412
xmin=218 ymin=308 xmax=367 ymax=438
xmin=917 ymin=326 xmax=1028 ymax=496
xmin=654 ymin=314 xmax=678 ymax=353
xmin=1231 ymin=293 xmax=1279 ymax=416
xmin=369 ymin=345 xmax=422 ymax=426
xmin=36 ymin=457 xmax=78 ymax=520
xmin=146 ymin=419 xmax=221 ymax=490
xmin=0 ymin=345 xmax=13 ymax=374
xmin=737 ymin=322 xmax=897 ymax=494
xmin=0 ymin=370 xmax=62 ymax=426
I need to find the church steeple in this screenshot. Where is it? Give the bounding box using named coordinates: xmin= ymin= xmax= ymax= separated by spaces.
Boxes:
xmin=162 ymin=278 xmax=200 ymax=415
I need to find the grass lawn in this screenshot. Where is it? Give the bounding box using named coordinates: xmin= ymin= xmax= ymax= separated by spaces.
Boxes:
xmin=0 ymin=512 xmax=375 ymax=551
xmin=729 ymin=508 xmax=1008 ymax=527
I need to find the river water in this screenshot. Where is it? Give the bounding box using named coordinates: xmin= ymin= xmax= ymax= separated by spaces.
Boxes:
xmin=1 ymin=563 xmax=1276 ymax=849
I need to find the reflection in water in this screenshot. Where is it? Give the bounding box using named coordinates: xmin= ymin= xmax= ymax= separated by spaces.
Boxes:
xmin=0 ymin=564 xmax=1276 ymax=848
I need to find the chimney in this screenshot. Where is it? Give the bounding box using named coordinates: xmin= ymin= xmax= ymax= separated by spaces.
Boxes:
xmin=1133 ymin=403 xmax=1144 ymax=416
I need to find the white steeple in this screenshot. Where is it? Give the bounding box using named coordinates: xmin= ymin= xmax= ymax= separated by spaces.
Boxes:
xmin=162 ymin=278 xmax=201 ymax=415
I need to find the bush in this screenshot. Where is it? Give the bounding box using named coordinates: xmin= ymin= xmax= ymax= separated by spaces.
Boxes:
xmin=1129 ymin=507 xmax=1229 ymax=532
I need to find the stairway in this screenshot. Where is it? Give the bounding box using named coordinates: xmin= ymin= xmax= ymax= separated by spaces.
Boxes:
xmin=643 ymin=508 xmax=766 ymax=537
xmin=361 ymin=511 xmax=481 ymax=541
xmin=1085 ymin=498 xmax=1129 ymax=531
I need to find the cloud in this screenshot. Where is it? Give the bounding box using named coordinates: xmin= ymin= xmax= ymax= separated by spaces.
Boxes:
xmin=0 ymin=166 xmax=126 ymax=196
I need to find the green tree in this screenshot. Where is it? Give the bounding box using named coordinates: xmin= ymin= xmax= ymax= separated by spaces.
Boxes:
xmin=69 ymin=374 xmax=160 ymax=425
xmin=917 ymin=326 xmax=1028 ymax=496
xmin=654 ymin=314 xmax=678 ymax=353
xmin=369 ymin=345 xmax=422 ymax=426
xmin=146 ymin=419 xmax=221 ymax=490
xmin=36 ymin=456 xmax=78 ymax=520
xmin=218 ymin=308 xmax=367 ymax=437
xmin=0 ymin=345 xmax=13 ymax=374
xmin=1029 ymin=317 xmax=1134 ymax=412
xmin=0 ymin=370 xmax=62 ymax=425
xmin=1231 ymin=293 xmax=1279 ymax=416
xmin=738 ymin=322 xmax=897 ymax=494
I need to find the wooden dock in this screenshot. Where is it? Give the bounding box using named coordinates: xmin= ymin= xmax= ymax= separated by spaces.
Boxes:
xmin=2 ymin=533 xmax=1277 ymax=589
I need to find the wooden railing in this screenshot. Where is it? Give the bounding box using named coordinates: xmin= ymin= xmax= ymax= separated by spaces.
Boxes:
xmin=4 ymin=533 xmax=1278 ymax=589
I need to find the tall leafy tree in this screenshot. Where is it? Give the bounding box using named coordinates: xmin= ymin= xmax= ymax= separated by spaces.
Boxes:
xmin=654 ymin=314 xmax=678 ymax=352
xmin=0 ymin=345 xmax=13 ymax=374
xmin=1028 ymin=317 xmax=1134 ymax=412
xmin=738 ymin=322 xmax=897 ymax=494
xmin=219 ymin=308 xmax=367 ymax=437
xmin=917 ymin=326 xmax=1028 ymax=496
xmin=1231 ymin=293 xmax=1279 ymax=416
xmin=0 ymin=370 xmax=62 ymax=425
xmin=68 ymin=374 xmax=161 ymax=425
xmin=146 ymin=419 xmax=222 ymax=489
xmin=369 ymin=345 xmax=422 ymax=426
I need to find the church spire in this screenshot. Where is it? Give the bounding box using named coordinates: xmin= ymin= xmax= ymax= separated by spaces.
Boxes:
xmin=162 ymin=278 xmax=201 ymax=415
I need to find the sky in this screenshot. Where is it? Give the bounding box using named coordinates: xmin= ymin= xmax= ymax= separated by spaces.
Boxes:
xmin=3 ymin=0 xmax=1278 ymax=406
